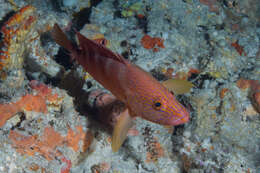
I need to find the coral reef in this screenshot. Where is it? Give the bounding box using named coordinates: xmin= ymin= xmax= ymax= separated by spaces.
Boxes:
xmin=0 ymin=5 xmax=36 ymax=90
xmin=0 ymin=0 xmax=259 ymax=172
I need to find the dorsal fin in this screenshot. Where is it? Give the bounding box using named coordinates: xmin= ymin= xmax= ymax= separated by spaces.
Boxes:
xmin=76 ymin=32 xmax=127 ymax=65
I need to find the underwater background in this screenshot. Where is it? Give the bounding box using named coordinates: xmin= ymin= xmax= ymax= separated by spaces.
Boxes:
xmin=0 ymin=0 xmax=259 ymax=172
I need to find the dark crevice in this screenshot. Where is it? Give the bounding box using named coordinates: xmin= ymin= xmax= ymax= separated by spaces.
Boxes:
xmin=11 ymin=112 xmax=26 ymax=130
xmin=215 ymin=23 xmax=225 ymax=30
xmin=0 ymin=10 xmax=15 ymax=30
xmin=188 ymin=73 xmax=215 ymax=89
xmin=71 ymin=0 xmax=102 ymax=31
xmin=112 ymin=0 xmax=123 ymax=18
xmin=52 ymin=0 xmax=103 ymax=76
xmin=150 ymin=69 xmax=168 ymax=81
xmin=54 ymin=47 xmax=73 ymax=70
xmin=0 ymin=10 xmax=16 ymax=42
xmin=136 ymin=15 xmax=149 ymax=33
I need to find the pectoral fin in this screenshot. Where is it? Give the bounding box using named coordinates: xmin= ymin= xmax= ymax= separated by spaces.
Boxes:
xmin=112 ymin=109 xmax=133 ymax=152
xmin=162 ymin=79 xmax=193 ymax=95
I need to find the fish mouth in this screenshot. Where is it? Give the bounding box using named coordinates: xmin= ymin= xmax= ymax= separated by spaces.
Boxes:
xmin=171 ymin=115 xmax=189 ymax=126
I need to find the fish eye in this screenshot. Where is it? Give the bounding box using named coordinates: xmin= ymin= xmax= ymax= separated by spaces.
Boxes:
xmin=153 ymin=100 xmax=162 ymax=110
xmin=154 ymin=102 xmax=161 ymax=107
xmin=100 ymin=39 xmax=106 ymax=45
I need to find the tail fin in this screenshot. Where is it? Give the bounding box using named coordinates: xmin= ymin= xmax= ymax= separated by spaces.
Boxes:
xmin=51 ymin=24 xmax=75 ymax=52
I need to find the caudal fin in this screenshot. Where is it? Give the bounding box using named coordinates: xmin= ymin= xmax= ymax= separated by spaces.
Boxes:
xmin=51 ymin=24 xmax=75 ymax=52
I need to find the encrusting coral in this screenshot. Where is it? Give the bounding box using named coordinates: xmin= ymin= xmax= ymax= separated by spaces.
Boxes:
xmin=0 ymin=80 xmax=62 ymax=127
xmin=9 ymin=125 xmax=93 ymax=160
xmin=141 ymin=34 xmax=165 ymax=52
xmin=0 ymin=5 xmax=36 ymax=80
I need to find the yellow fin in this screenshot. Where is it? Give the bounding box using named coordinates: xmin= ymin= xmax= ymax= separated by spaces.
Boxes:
xmin=162 ymin=79 xmax=193 ymax=95
xmin=112 ymin=109 xmax=133 ymax=152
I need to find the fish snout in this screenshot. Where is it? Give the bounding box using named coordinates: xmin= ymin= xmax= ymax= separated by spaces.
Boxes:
xmin=170 ymin=109 xmax=189 ymax=126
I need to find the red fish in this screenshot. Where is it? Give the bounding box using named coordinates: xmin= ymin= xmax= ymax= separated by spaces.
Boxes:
xmin=51 ymin=24 xmax=190 ymax=152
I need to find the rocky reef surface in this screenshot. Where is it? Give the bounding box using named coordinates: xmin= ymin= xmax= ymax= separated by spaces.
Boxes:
xmin=0 ymin=0 xmax=259 ymax=172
